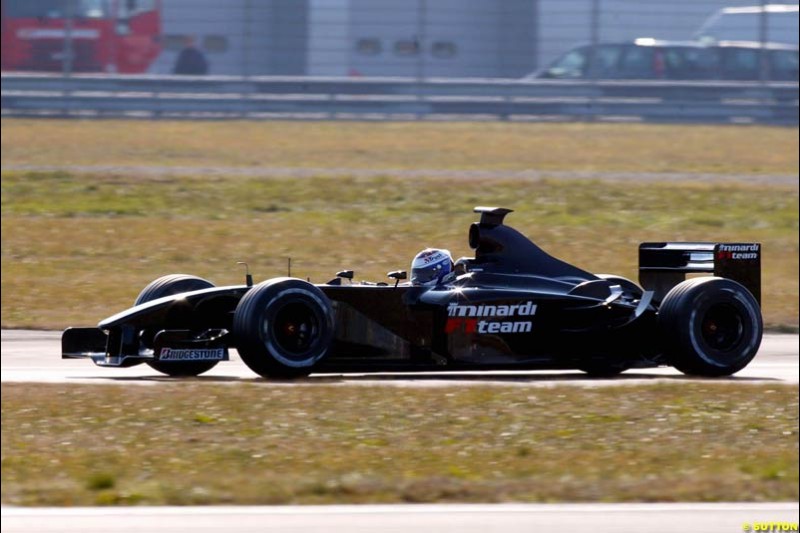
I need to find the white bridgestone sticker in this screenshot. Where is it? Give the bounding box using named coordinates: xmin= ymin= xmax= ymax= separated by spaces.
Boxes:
xmin=159 ymin=348 xmax=225 ymax=361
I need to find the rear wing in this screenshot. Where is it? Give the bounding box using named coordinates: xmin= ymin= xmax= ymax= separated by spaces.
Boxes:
xmin=639 ymin=242 xmax=760 ymax=305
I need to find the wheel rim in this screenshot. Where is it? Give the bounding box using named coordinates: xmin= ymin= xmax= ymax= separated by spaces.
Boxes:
xmin=700 ymin=302 xmax=744 ymax=352
xmin=269 ymin=301 xmax=320 ymax=360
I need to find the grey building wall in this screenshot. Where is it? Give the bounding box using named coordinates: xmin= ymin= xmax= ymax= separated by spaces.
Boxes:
xmin=266 ymin=0 xmax=308 ymax=75
xmin=307 ymin=0 xmax=350 ymax=76
xmin=344 ymin=0 xmax=536 ymax=78
xmin=151 ymin=0 xmax=250 ymax=75
xmin=150 ymin=0 xmax=307 ymax=75
xmin=148 ymin=0 xmax=797 ymax=78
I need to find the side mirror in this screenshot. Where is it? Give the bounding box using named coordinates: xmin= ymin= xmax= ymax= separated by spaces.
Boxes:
xmin=336 ymin=270 xmax=354 ymax=280
xmin=387 ymin=270 xmax=407 ymax=287
xmin=545 ymin=67 xmax=576 ymax=79
xmin=453 ymin=257 xmax=472 ymax=276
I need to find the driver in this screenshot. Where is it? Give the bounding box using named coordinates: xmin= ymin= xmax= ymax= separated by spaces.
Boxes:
xmin=410 ymin=248 xmax=454 ymax=286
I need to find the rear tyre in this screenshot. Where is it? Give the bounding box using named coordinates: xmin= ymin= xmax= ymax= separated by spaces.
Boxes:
xmin=234 ymin=278 xmax=334 ymax=379
xmin=658 ymin=277 xmax=762 ymax=377
xmin=135 ymin=274 xmax=220 ymax=377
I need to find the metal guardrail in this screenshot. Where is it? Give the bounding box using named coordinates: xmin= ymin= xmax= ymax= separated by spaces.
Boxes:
xmin=2 ymin=73 xmax=798 ymax=125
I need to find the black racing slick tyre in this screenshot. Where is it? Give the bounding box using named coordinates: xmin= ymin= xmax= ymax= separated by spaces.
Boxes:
xmin=135 ymin=274 xmax=220 ymax=377
xmin=135 ymin=274 xmax=215 ymax=306
xmin=658 ymin=276 xmax=762 ymax=377
xmin=234 ymin=278 xmax=334 ymax=379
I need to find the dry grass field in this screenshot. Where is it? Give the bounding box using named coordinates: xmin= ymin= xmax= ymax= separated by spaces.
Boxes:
xmin=2 ymin=119 xmax=798 ymax=328
xmin=2 ymin=170 xmax=797 ymax=329
xmin=1 ymin=119 xmax=797 ymax=507
xmin=2 ymin=382 xmax=797 ymax=505
xmin=2 ymin=120 xmax=797 ymax=174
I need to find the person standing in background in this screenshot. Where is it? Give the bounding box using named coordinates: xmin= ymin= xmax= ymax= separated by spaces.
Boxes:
xmin=173 ymin=36 xmax=209 ymax=75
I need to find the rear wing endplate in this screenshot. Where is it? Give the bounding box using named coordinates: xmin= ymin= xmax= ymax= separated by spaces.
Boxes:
xmin=639 ymin=242 xmax=760 ymax=305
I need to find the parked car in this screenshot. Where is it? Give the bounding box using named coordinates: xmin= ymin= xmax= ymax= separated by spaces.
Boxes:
xmin=529 ymin=39 xmax=798 ymax=81
xmin=694 ymin=4 xmax=799 ymax=46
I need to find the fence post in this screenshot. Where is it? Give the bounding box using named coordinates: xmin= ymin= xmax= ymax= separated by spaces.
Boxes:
xmin=61 ymin=0 xmax=74 ymax=78
xmin=243 ymin=0 xmax=252 ymax=78
xmin=415 ymin=0 xmax=427 ymax=118
xmin=61 ymin=0 xmax=74 ymax=117
xmin=758 ymin=0 xmax=769 ymax=83
xmin=590 ymin=0 xmax=599 ymax=50
xmin=241 ymin=0 xmax=253 ymax=117
xmin=531 ymin=0 xmax=540 ymax=72
xmin=588 ymin=0 xmax=601 ymax=121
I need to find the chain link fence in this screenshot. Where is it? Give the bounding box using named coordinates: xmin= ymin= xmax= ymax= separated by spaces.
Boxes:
xmin=2 ymin=0 xmax=798 ymax=81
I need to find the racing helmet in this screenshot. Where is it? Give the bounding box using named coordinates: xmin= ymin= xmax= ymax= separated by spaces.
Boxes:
xmin=411 ymin=248 xmax=453 ymax=286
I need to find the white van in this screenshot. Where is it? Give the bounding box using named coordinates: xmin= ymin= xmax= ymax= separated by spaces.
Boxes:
xmin=694 ymin=4 xmax=799 ymax=46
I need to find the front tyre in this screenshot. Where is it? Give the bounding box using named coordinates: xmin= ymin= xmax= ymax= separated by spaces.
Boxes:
xmin=234 ymin=278 xmax=334 ymax=379
xmin=135 ymin=274 xmax=220 ymax=377
xmin=659 ymin=277 xmax=762 ymax=377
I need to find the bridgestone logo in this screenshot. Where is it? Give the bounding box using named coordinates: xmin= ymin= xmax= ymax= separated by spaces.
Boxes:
xmin=159 ymin=348 xmax=225 ymax=361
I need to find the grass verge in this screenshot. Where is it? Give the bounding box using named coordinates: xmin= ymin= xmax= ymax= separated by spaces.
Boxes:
xmin=2 ymin=382 xmax=797 ymax=506
xmin=2 ymin=171 xmax=797 ymax=328
xmin=2 ymin=119 xmax=798 ymax=175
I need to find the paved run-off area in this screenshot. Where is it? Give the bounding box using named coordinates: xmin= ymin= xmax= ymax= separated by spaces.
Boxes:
xmin=1 ymin=330 xmax=797 ymax=385
xmin=2 ymin=503 xmax=799 ymax=533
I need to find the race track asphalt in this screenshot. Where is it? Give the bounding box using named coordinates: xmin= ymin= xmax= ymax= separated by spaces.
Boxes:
xmin=1 ymin=330 xmax=797 ymax=386
xmin=2 ymin=503 xmax=799 ymax=533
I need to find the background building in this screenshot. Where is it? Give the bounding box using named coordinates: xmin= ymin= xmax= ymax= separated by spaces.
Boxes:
xmin=3 ymin=0 xmax=798 ymax=77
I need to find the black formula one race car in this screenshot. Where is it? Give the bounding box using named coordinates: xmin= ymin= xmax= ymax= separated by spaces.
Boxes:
xmin=63 ymin=207 xmax=763 ymax=379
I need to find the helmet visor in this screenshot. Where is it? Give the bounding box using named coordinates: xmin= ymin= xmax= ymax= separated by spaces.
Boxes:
xmin=411 ymin=264 xmax=443 ymax=285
